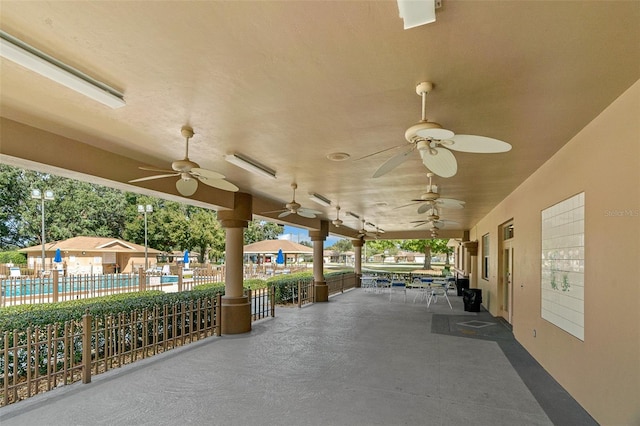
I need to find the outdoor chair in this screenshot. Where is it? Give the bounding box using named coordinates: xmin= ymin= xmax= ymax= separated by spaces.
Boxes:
xmin=412 ymin=277 xmax=433 ymax=303
xmin=389 ymin=279 xmax=407 ymax=302
xmin=374 ymin=277 xmax=391 ymax=294
xmin=9 ymin=267 xmax=21 ymax=278
xmin=361 ymin=276 xmax=377 ymax=292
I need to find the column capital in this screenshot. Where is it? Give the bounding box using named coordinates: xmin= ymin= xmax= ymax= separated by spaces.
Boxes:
xmin=218 ymin=192 xmax=252 ymax=229
xmin=308 ymin=220 xmax=329 ymax=241
xmin=352 ymin=239 xmax=364 ymax=248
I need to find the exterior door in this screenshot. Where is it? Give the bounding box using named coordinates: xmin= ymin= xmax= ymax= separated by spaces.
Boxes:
xmin=501 ymin=241 xmax=514 ymax=324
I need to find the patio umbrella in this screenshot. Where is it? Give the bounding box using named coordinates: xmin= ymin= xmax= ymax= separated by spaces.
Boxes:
xmin=276 ymin=248 xmax=285 ymax=265
xmin=183 ymin=250 xmax=190 ymax=266
xmin=54 ymin=248 xmax=62 ymax=263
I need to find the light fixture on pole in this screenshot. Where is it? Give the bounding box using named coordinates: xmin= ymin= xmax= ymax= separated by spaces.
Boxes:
xmin=137 ymin=204 xmax=153 ymax=270
xmin=0 ymin=30 xmax=125 ymax=109
xmin=31 ymin=189 xmax=54 ymax=275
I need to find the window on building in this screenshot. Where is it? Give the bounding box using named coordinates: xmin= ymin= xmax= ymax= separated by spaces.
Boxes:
xmin=482 ymin=233 xmax=490 ymax=280
xmin=503 ymin=223 xmax=514 ymax=240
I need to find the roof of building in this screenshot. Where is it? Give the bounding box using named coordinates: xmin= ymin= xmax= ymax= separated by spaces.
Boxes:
xmin=19 ymin=236 xmax=162 ymax=254
xmin=243 ymin=240 xmax=313 ymax=254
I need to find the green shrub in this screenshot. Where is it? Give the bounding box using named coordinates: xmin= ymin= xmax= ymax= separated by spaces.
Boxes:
xmin=0 ymin=284 xmax=226 ymax=332
xmin=243 ymin=279 xmax=267 ymax=290
xmin=0 ymin=251 xmax=27 ymax=264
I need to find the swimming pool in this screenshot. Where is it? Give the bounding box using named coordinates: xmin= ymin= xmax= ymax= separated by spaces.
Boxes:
xmin=1 ymin=274 xmax=179 ymax=297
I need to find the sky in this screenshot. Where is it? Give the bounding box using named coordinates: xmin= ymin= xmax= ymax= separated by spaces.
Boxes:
xmin=279 ymin=225 xmax=341 ymax=248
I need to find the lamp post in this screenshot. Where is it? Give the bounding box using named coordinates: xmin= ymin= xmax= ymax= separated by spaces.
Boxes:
xmin=31 ymin=189 xmax=54 ymax=275
xmin=137 ymin=204 xmax=153 ymax=270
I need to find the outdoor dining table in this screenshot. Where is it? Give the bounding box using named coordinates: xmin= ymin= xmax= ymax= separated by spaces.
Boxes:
xmin=411 ymin=278 xmax=452 ymax=309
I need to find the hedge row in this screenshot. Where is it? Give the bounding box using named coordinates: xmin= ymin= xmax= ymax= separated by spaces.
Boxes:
xmin=0 ymin=271 xmax=353 ymax=332
xmin=0 ymin=284 xmax=225 ymax=332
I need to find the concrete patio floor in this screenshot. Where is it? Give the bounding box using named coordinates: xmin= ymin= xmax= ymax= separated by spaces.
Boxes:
xmin=0 ymin=288 xmax=596 ymax=425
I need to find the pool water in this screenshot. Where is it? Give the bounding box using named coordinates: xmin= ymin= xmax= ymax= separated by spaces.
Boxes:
xmin=1 ymin=274 xmax=179 ymax=297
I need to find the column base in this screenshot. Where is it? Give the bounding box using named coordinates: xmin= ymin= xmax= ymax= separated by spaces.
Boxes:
xmin=355 ymin=273 xmax=362 ymax=288
xmin=314 ymin=281 xmax=329 ymax=302
xmin=221 ymin=295 xmax=251 ymax=335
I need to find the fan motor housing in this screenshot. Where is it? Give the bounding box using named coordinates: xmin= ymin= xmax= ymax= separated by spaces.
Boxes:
xmin=172 ymin=159 xmax=199 ymax=172
xmin=420 ymin=191 xmax=439 ymax=201
xmin=286 ymin=202 xmax=300 ymax=212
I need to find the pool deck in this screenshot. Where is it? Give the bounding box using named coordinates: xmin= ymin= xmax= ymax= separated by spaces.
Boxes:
xmin=0 ymin=288 xmax=596 ymax=425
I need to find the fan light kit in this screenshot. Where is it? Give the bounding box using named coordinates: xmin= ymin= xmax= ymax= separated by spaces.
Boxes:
xmin=332 ymin=206 xmax=343 ymax=227
xmin=129 ymin=126 xmax=239 ymax=196
xmin=308 ymin=192 xmax=332 ymax=207
xmin=225 ymin=153 xmax=277 ymax=180
xmin=0 ymin=30 xmax=125 ymax=109
xmin=370 ymin=82 xmax=512 ymax=179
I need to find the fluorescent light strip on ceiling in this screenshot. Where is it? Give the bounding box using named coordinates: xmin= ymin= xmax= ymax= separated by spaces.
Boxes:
xmin=225 ymin=154 xmax=277 ymax=179
xmin=308 ymin=193 xmax=332 ymax=207
xmin=0 ymin=30 xmax=125 ymax=109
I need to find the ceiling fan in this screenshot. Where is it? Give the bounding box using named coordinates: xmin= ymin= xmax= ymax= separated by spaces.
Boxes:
xmin=356 ymin=218 xmax=382 ymax=239
xmin=371 ymin=82 xmax=512 ymax=178
xmin=411 ymin=205 xmax=459 ymax=236
xmin=129 ymin=126 xmax=239 ymax=196
xmin=394 ymin=173 xmax=465 ymax=214
xmin=264 ymin=183 xmax=322 ymax=219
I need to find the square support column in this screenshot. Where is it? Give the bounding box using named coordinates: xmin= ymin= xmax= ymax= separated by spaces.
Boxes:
xmin=309 ymin=221 xmax=329 ymax=302
xmin=353 ymin=238 xmax=364 ymax=287
xmin=218 ymin=192 xmax=252 ymax=335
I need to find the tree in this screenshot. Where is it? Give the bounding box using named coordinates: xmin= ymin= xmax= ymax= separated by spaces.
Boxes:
xmin=366 ymin=239 xmax=400 ymax=257
xmin=188 ymin=209 xmax=224 ymax=262
xmin=327 ymin=239 xmax=353 ymax=252
xmin=243 ymin=220 xmax=283 ymax=245
xmin=0 ymin=165 xmax=128 ymax=249
xmin=400 ymin=239 xmax=450 ymax=270
xmin=0 ymin=164 xmax=30 ymax=249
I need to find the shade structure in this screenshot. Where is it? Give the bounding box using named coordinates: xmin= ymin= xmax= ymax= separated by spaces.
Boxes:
xmin=276 ymin=249 xmax=284 ymax=265
xmin=54 ymin=248 xmax=62 ymax=263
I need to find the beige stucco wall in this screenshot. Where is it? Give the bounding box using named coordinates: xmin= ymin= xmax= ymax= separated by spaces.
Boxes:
xmin=470 ymin=80 xmax=639 ymax=424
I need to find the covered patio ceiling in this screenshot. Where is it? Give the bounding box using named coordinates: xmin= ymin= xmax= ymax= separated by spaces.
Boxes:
xmin=1 ymin=1 xmax=638 ymax=240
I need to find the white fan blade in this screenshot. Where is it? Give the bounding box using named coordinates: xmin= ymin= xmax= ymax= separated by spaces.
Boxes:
xmin=438 ymin=197 xmax=465 ymax=208
xmin=197 ymin=176 xmax=239 ymax=192
xmin=417 ymin=203 xmax=436 ymax=214
xmin=278 ymin=211 xmax=292 ymax=218
xmin=357 ymin=143 xmax=406 ymax=161
xmin=447 ymin=134 xmax=512 ymax=153
xmin=420 ymin=147 xmax=457 ymax=178
xmin=434 ymin=220 xmax=460 ymax=228
xmin=139 ymin=166 xmax=176 ymax=174
xmin=129 ymin=173 xmax=179 ymax=183
xmin=297 ymin=210 xmax=317 ymax=219
xmin=190 ymin=167 xmax=225 ymax=180
xmin=398 ymin=0 xmax=436 ymax=29
xmin=176 ymin=178 xmax=198 ymax=196
xmin=300 ymin=207 xmax=322 ymax=215
xmin=373 ymin=147 xmax=415 ymax=178
xmin=394 ymin=202 xmax=421 ymax=210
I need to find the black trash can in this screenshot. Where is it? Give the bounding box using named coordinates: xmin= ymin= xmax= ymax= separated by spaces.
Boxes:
xmin=456 ymin=277 xmax=470 ymax=297
xmin=463 ymin=288 xmax=482 ymax=312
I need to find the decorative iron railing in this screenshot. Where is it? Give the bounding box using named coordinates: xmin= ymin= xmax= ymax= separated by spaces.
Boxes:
xmin=1 ymin=287 xmax=275 ymax=407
